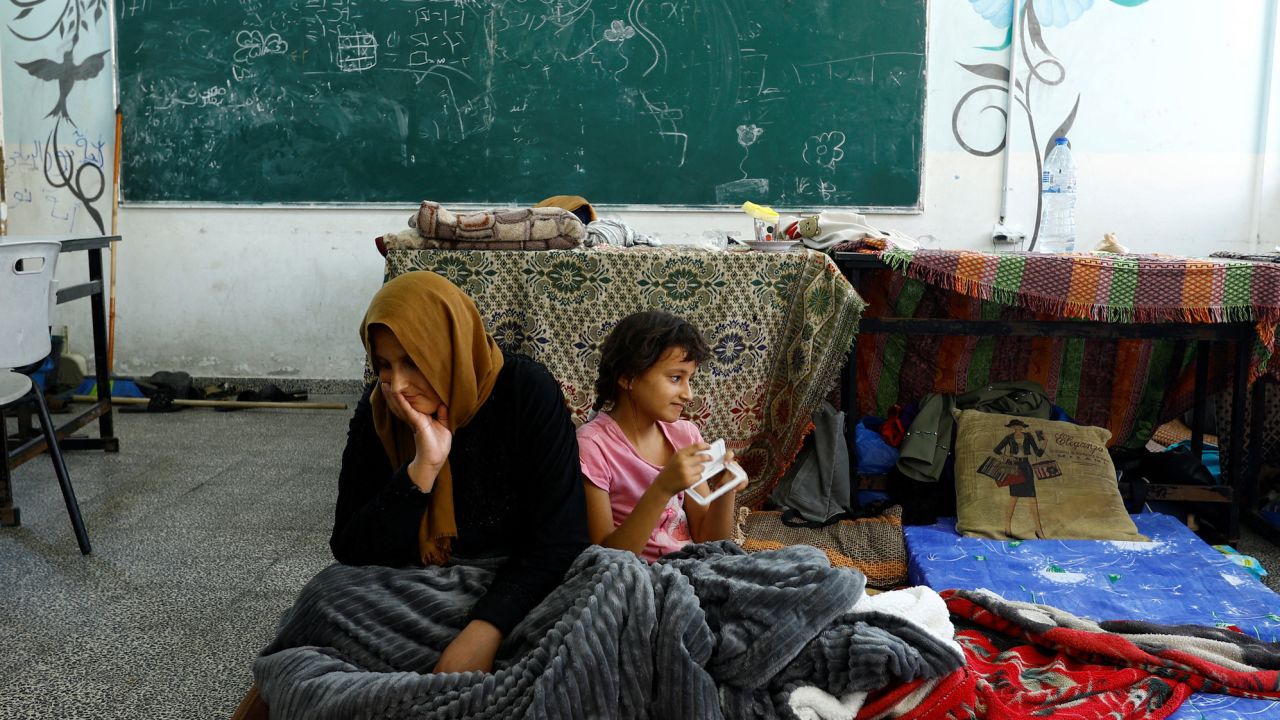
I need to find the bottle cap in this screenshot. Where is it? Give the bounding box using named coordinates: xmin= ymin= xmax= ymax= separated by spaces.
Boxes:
xmin=1055 ymin=137 xmax=1068 ymax=145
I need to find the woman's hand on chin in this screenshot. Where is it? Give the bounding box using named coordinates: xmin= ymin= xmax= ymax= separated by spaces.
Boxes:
xmin=433 ymin=620 xmax=503 ymax=674
xmin=387 ymin=388 xmax=452 ymax=491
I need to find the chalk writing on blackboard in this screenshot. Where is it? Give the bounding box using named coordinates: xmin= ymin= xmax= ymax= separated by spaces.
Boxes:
xmin=118 ymin=0 xmax=926 ymax=207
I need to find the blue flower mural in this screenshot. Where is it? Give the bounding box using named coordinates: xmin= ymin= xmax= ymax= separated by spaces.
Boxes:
xmin=970 ymin=0 xmax=1148 ymax=30
xmin=970 ymin=0 xmax=1019 ymax=28
xmin=953 ymin=0 xmax=1149 ymax=249
xmin=1035 ymin=0 xmax=1095 ymax=27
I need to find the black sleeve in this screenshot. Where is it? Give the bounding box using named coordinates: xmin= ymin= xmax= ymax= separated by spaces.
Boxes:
xmin=330 ymin=386 xmax=432 ymax=567
xmin=993 ymin=435 xmax=1014 ymax=455
xmin=468 ymin=361 xmax=590 ymax=635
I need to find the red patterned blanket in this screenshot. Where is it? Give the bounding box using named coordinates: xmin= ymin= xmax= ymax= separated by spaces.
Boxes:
xmin=855 ymin=589 xmax=1280 ymax=719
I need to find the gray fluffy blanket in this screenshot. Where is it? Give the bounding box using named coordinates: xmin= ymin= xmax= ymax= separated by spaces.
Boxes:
xmin=254 ymin=543 xmax=961 ymax=719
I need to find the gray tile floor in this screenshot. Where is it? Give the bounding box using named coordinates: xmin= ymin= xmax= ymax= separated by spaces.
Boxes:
xmin=4 ymin=398 xmax=1280 ymax=719
xmin=2 ymin=398 xmax=349 ymax=719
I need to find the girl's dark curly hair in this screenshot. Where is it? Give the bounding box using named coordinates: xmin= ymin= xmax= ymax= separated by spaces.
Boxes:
xmin=592 ymin=311 xmax=711 ymax=412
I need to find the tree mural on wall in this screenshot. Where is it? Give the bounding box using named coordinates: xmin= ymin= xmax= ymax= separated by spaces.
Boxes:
xmin=952 ymin=0 xmax=1149 ymax=250
xmin=7 ymin=0 xmax=111 ymax=234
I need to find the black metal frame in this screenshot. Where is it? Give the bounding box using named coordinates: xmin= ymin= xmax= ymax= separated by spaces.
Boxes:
xmin=835 ymin=252 xmax=1263 ymax=542
xmin=1 ymin=235 xmax=120 ymax=542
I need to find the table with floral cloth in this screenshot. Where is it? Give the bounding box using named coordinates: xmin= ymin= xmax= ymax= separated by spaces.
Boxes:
xmin=384 ymin=246 xmax=865 ymax=508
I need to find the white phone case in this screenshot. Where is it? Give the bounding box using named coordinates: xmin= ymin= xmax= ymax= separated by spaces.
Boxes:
xmin=684 ymin=439 xmax=747 ymax=506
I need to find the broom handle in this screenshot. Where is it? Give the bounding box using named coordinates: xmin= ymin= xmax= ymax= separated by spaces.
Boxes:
xmin=72 ymin=395 xmax=348 ymax=411
xmin=107 ymin=107 xmax=122 ymax=372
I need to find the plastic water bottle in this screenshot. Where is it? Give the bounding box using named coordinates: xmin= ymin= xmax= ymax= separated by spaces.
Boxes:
xmin=1038 ymin=137 xmax=1077 ymax=253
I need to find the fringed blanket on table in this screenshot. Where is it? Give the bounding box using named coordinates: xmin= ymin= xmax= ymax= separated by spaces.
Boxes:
xmin=852 ymin=589 xmax=1280 ymax=720
xmin=252 ymin=543 xmax=963 ymax=720
xmin=385 ymin=247 xmax=864 ymax=505
xmin=875 ymin=247 xmax=1280 ymax=329
xmin=838 ymin=241 xmax=1280 ymax=446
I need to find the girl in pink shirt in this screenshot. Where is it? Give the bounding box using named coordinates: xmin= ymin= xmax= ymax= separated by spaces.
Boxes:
xmin=578 ymin=311 xmax=747 ymax=562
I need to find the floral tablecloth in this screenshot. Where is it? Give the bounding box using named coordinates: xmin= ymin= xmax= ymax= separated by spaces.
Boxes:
xmin=385 ymin=246 xmax=865 ymax=507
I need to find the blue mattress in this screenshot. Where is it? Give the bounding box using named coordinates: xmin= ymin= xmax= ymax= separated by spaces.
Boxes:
xmin=906 ymin=512 xmax=1280 ymax=718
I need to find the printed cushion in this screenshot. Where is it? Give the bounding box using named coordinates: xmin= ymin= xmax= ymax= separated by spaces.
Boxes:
xmin=953 ymin=410 xmax=1145 ymax=541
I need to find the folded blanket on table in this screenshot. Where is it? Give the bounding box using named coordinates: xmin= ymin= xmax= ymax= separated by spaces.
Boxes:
xmin=585 ymin=219 xmax=660 ymax=247
xmin=379 ymin=200 xmax=586 ymax=253
xmin=861 ymin=588 xmax=1280 ymax=719
xmin=1210 ymin=250 xmax=1280 ymax=263
xmin=253 ymin=543 xmax=963 ymax=719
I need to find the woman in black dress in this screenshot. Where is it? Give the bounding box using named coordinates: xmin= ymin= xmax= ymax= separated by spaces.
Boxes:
xmin=995 ymin=418 xmax=1046 ymax=538
xmin=234 ymin=271 xmax=589 ymax=718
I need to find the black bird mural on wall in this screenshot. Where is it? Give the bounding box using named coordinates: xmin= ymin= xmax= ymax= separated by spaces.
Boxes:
xmin=7 ymin=0 xmax=113 ymax=233
xmin=16 ymin=48 xmax=109 ymax=125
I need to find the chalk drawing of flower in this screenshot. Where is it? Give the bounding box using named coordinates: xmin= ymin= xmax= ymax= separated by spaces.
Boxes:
xmin=736 ymin=124 xmax=763 ymax=148
xmin=969 ymin=0 xmax=1147 ymax=29
xmin=603 ymin=19 xmax=635 ymax=42
xmin=803 ymin=131 xmax=845 ymax=170
xmin=234 ymin=30 xmax=289 ymax=63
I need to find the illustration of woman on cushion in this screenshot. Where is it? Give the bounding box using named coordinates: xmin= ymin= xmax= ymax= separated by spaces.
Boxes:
xmin=994 ymin=418 xmax=1046 ymax=538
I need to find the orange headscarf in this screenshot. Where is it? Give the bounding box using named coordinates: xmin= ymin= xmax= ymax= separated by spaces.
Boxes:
xmin=359 ymin=271 xmax=505 ymax=565
xmin=535 ymin=195 xmax=597 ymax=223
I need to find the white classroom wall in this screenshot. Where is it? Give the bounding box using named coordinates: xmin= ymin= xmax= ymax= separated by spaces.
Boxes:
xmin=5 ymin=0 xmax=1280 ymax=380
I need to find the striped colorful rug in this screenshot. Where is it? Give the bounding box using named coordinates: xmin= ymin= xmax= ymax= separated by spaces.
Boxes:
xmin=845 ymin=245 xmax=1280 ymax=447
xmin=875 ymin=247 xmax=1280 ymax=380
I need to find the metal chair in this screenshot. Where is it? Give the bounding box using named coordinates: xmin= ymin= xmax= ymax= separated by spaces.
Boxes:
xmin=0 ymin=240 xmax=91 ymax=554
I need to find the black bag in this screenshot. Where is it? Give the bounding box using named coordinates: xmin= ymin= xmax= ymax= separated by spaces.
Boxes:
xmin=770 ymin=401 xmax=857 ymax=527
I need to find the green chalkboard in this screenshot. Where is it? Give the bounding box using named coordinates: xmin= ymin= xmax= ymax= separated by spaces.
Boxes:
xmin=117 ymin=0 xmax=926 ymax=207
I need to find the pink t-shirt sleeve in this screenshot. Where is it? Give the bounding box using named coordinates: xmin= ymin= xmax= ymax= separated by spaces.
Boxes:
xmin=578 ymin=434 xmax=612 ymax=493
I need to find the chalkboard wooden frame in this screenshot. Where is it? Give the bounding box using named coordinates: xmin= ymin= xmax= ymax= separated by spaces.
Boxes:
xmin=118 ymin=0 xmax=928 ymax=209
